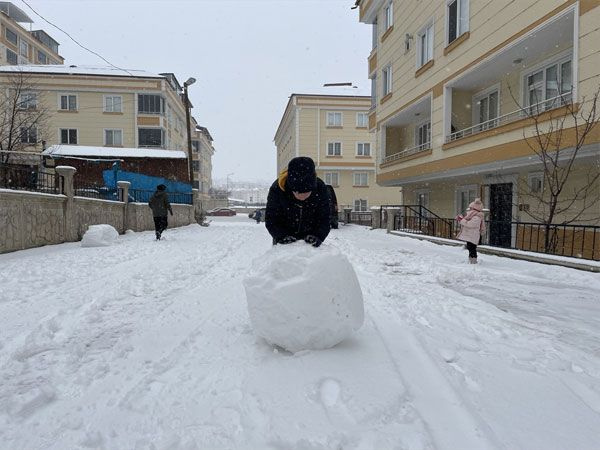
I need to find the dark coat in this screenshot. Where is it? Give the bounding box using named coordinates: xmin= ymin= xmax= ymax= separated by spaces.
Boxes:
xmin=148 ymin=191 xmax=173 ymax=217
xmin=265 ymin=176 xmax=331 ymax=243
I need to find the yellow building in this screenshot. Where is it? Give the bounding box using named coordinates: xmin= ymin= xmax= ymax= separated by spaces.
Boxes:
xmin=274 ymin=92 xmax=401 ymax=212
xmin=191 ymin=120 xmax=215 ymax=197
xmin=0 ymin=2 xmax=64 ymax=66
xmin=358 ymin=0 xmax=600 ymax=247
xmin=0 ymin=65 xmax=192 ymax=168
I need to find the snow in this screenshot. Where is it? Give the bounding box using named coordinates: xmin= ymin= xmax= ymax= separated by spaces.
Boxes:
xmin=1 ymin=217 xmax=600 ymax=449
xmin=43 ymin=145 xmax=187 ymax=159
xmin=244 ymin=244 xmax=364 ymax=352
xmin=0 ymin=64 xmax=163 ymax=79
xmin=80 ymin=224 xmax=119 ymax=247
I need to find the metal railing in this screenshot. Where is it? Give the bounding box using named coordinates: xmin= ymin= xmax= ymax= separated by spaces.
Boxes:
xmin=0 ymin=164 xmax=60 ymax=194
xmin=73 ymin=178 xmax=119 ymax=200
xmin=129 ymin=189 xmax=192 ymax=205
xmin=383 ymin=142 xmax=431 ymax=164
xmin=389 ymin=205 xmax=454 ymax=239
xmin=447 ymin=92 xmax=573 ymax=143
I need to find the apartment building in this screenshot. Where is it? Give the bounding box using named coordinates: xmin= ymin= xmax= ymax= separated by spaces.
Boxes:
xmin=0 ymin=65 xmax=193 ymax=168
xmin=358 ymin=0 xmax=600 ymax=246
xmin=274 ymin=92 xmax=401 ymax=212
xmin=191 ymin=121 xmax=215 ymax=197
xmin=0 ymin=2 xmax=64 ymax=66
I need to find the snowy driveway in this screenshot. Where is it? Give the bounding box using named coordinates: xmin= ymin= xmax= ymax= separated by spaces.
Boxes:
xmin=1 ymin=217 xmax=600 ymax=449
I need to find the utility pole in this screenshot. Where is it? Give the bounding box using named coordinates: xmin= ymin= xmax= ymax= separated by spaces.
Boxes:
xmin=183 ymin=77 xmax=196 ymax=187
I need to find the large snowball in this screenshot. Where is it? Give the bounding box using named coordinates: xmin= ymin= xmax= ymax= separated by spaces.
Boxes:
xmin=81 ymin=224 xmax=119 ymax=247
xmin=243 ymin=244 xmax=364 ymax=352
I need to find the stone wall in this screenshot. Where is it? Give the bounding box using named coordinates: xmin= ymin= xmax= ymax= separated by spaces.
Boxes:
xmin=0 ymin=167 xmax=197 ymax=254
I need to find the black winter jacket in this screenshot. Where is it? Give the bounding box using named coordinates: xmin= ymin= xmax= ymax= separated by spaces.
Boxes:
xmin=265 ymin=177 xmax=331 ymax=243
xmin=148 ymin=191 xmax=173 ymax=217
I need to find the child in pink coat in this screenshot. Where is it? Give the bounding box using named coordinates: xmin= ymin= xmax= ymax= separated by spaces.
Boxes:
xmin=455 ymin=198 xmax=486 ymax=264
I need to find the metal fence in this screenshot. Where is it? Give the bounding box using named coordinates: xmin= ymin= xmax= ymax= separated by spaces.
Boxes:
xmin=129 ymin=189 xmax=192 ymax=205
xmin=0 ymin=164 xmax=61 ymax=194
xmin=73 ymin=178 xmax=119 ymax=201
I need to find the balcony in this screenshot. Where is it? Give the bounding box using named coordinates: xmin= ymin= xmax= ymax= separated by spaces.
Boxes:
xmin=443 ymin=8 xmax=575 ymax=146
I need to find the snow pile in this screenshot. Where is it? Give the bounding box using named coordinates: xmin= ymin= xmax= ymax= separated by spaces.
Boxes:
xmin=80 ymin=224 xmax=119 ymax=247
xmin=243 ymin=244 xmax=364 ymax=352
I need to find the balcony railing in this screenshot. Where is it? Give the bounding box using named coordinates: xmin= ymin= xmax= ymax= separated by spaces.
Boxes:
xmin=383 ymin=142 xmax=431 ymax=164
xmin=447 ymin=92 xmax=573 ymax=143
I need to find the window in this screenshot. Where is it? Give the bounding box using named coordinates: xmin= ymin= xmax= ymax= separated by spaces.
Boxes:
xmin=353 ymin=172 xmax=368 ymax=186
xmin=37 ymin=50 xmax=47 ymax=64
xmin=19 ymin=40 xmax=28 ymax=58
xmin=327 ymin=112 xmax=342 ymax=127
xmin=357 ymin=142 xmax=371 ymax=156
xmin=327 ymin=142 xmax=342 ymax=156
xmin=415 ymin=122 xmax=431 ymax=149
xmin=354 ymin=199 xmax=368 ymax=212
xmin=138 ymin=128 xmax=164 ymax=147
xmin=456 ymin=185 xmax=477 ymax=214
xmin=325 ymin=172 xmax=339 ymax=187
xmin=20 ymin=127 xmax=37 ymax=144
xmin=528 ymin=173 xmax=543 ymax=194
xmin=59 ymin=94 xmax=77 ymax=111
xmin=192 ymin=140 xmax=200 ymax=153
xmin=384 ymin=2 xmax=393 ymax=30
xmin=5 ymin=28 xmax=17 ymax=45
xmin=60 ymin=129 xmax=78 ymax=145
xmin=6 ymin=49 xmax=17 ymax=65
xmin=138 ymin=94 xmax=165 ymax=114
xmin=18 ymin=92 xmax=37 ymax=110
xmin=192 ymin=161 xmax=200 ymax=171
xmin=356 ymin=112 xmax=368 ymax=127
xmin=371 ymin=76 xmax=377 ymax=107
xmin=474 ymin=90 xmax=499 ymax=130
xmin=382 ymin=65 xmax=392 ymax=96
xmin=447 ymin=0 xmax=468 ymax=44
xmin=104 ymin=96 xmax=122 ymax=112
xmin=417 ymin=23 xmax=434 ymax=68
xmin=372 ymin=19 xmax=378 ymax=49
xmin=525 ymin=58 xmax=572 ymax=113
xmin=104 ymin=129 xmax=123 ymax=146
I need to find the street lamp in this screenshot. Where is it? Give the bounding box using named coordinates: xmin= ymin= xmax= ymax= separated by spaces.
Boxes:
xmin=183 ymin=77 xmax=197 ymax=187
xmin=226 ymin=172 xmax=234 ymax=207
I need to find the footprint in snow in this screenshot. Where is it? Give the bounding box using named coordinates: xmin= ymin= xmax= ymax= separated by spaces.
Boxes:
xmin=319 ymin=378 xmax=341 ymax=407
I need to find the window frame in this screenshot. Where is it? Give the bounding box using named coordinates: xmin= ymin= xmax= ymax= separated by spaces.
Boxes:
xmin=327 ymin=141 xmax=342 ymax=156
xmin=354 ymin=199 xmax=368 ymax=212
xmin=416 ymin=21 xmax=434 ymax=69
xmin=58 ymin=93 xmax=78 ymax=111
xmin=528 ymin=172 xmax=544 ymax=194
xmin=59 ymin=128 xmax=78 ymax=145
xmin=356 ymin=142 xmax=371 ymax=156
xmin=472 ymin=84 xmax=500 ymax=130
xmin=19 ymin=40 xmax=28 ymax=58
xmin=104 ymin=129 xmax=123 ymax=147
xmin=326 ymin=111 xmax=343 ymax=127
xmin=356 ymin=112 xmax=369 ymax=128
xmin=18 ymin=92 xmax=37 ymax=110
xmin=353 ymin=172 xmax=369 ymax=187
xmin=324 ymin=172 xmax=339 ymax=187
xmin=6 ymin=48 xmax=18 ymax=65
xmin=446 ymin=0 xmax=469 ymax=45
xmin=455 ymin=184 xmax=478 ymax=215
xmin=522 ymin=53 xmax=572 ymax=112
xmin=37 ymin=50 xmax=47 ymax=64
xmin=138 ymin=94 xmax=165 ymax=115
xmin=384 ymin=1 xmax=393 ymax=31
xmin=103 ymin=95 xmax=123 ymax=113
xmin=20 ymin=126 xmax=37 ymax=144
xmin=5 ymin=27 xmax=18 ymax=45
xmin=382 ymin=65 xmax=392 ymax=97
xmin=138 ymin=127 xmax=165 ymax=148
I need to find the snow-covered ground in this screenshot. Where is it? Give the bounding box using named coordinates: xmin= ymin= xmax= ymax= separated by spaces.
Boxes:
xmin=1 ymin=216 xmax=600 ymax=449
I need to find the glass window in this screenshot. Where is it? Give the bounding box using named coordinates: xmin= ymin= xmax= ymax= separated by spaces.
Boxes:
xmin=372 ymin=19 xmax=378 ymax=49
xmin=138 ymin=94 xmax=165 ymax=114
xmin=371 ymin=76 xmax=377 ymax=107
xmin=357 ymin=113 xmax=368 ymax=127
xmin=357 ymin=142 xmax=371 ymax=156
xmin=192 ymin=140 xmax=200 ymax=152
xmin=528 ymin=173 xmax=543 ymax=193
xmin=105 ymin=129 xmax=123 ymax=146
xmin=327 ymin=112 xmax=342 ymax=127
xmin=384 ymin=2 xmax=393 ymax=30
xmin=18 ymin=92 xmax=37 ymax=110
xmin=60 ymin=129 xmax=78 ymax=144
xmin=382 ymin=65 xmax=392 ymax=96
xmin=417 ymin=23 xmax=434 ymax=68
xmin=37 ymin=50 xmax=47 ymax=64
xmin=325 ymin=172 xmax=339 ymax=186
xmin=6 ymin=49 xmax=17 ymax=65
xmin=5 ymin=28 xmax=17 ymax=45
xmin=475 ymin=90 xmax=498 ymax=130
xmin=104 ymin=96 xmax=122 ymax=112
xmin=327 ymin=142 xmax=342 ymax=156
xmin=19 ymin=40 xmax=28 ymax=58
xmin=456 ymin=186 xmax=477 ymax=214
xmin=353 ymin=172 xmax=368 ymax=186
xmin=525 ymin=58 xmax=572 ymax=113
xmin=20 ymin=127 xmax=37 ymax=144
xmin=447 ymin=0 xmax=468 ymax=44
xmin=415 ymin=122 xmax=431 ymax=149
xmin=60 ymin=94 xmax=77 ymax=111
xmin=138 ymin=128 xmax=164 ymax=147
xmin=354 ymin=199 xmax=368 ymax=212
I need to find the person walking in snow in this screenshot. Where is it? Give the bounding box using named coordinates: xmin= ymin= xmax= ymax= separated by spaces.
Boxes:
xmin=265 ymin=156 xmax=330 ymax=247
xmin=456 ymin=198 xmax=486 ymax=264
xmin=148 ymin=184 xmax=173 ymax=240
xmin=254 ymin=209 xmax=262 ymax=224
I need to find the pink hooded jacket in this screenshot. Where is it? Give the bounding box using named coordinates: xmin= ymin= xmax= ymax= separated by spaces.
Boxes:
xmin=457 ymin=199 xmax=486 ymax=245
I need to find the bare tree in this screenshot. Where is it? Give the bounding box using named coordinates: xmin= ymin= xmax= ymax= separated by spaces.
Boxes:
xmin=0 ymin=72 xmax=48 ymax=166
xmin=512 ymin=87 xmax=600 ymax=252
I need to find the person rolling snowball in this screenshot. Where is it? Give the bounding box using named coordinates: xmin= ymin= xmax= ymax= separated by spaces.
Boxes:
xmin=456 ymin=198 xmax=486 ymax=264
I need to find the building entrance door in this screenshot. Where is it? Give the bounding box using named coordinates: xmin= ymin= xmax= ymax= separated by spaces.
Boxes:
xmin=489 ymin=183 xmax=513 ymax=248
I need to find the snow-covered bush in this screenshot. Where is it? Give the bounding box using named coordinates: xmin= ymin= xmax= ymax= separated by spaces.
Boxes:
xmin=81 ymin=224 xmax=119 ymax=247
xmin=243 ymin=243 xmax=364 ymax=352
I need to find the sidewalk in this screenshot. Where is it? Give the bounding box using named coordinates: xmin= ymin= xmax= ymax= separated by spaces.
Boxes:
xmin=388 ymin=230 xmax=600 ymax=273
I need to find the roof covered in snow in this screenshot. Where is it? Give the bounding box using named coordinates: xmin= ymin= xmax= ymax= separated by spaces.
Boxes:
xmin=43 ymin=145 xmax=187 ymax=159
xmin=291 ymin=84 xmax=371 ymax=98
xmin=0 ymin=65 xmax=163 ymax=79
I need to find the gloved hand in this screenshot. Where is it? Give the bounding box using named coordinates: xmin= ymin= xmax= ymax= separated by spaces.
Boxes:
xmin=455 ymin=214 xmax=463 ymax=222
xmin=304 ymin=234 xmax=322 ymax=248
xmin=278 ymin=236 xmax=297 ymax=244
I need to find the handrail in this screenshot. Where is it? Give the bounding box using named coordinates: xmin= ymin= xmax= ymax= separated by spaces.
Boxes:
xmin=446 ymin=92 xmax=573 ymax=143
xmin=383 ymin=142 xmax=431 ymax=164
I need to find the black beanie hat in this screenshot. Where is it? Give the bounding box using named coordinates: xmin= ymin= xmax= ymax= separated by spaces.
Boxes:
xmin=287 ymin=157 xmax=317 ymax=193
xmin=157 ymin=184 xmax=166 ymax=191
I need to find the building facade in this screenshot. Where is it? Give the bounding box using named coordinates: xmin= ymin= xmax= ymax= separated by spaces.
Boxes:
xmin=191 ymin=123 xmax=215 ymax=197
xmin=274 ymin=93 xmax=401 ymax=212
xmin=0 ymin=2 xmax=64 ymax=66
xmin=358 ymin=0 xmax=600 ymax=245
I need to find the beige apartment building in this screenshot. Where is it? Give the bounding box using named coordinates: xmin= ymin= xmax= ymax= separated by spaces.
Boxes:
xmin=358 ymin=0 xmax=600 ymax=247
xmin=0 ymin=65 xmax=198 ymax=168
xmin=0 ymin=2 xmax=64 ymax=66
xmin=274 ymin=92 xmax=400 ymax=212
xmin=191 ymin=121 xmax=215 ymax=197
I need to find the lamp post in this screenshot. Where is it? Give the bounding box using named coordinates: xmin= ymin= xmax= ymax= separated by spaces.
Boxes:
xmin=226 ymin=172 xmax=234 ymax=207
xmin=183 ymin=77 xmax=196 ymax=187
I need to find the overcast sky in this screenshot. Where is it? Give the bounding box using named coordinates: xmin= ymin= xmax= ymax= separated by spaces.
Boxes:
xmin=24 ymin=0 xmax=371 ymax=182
